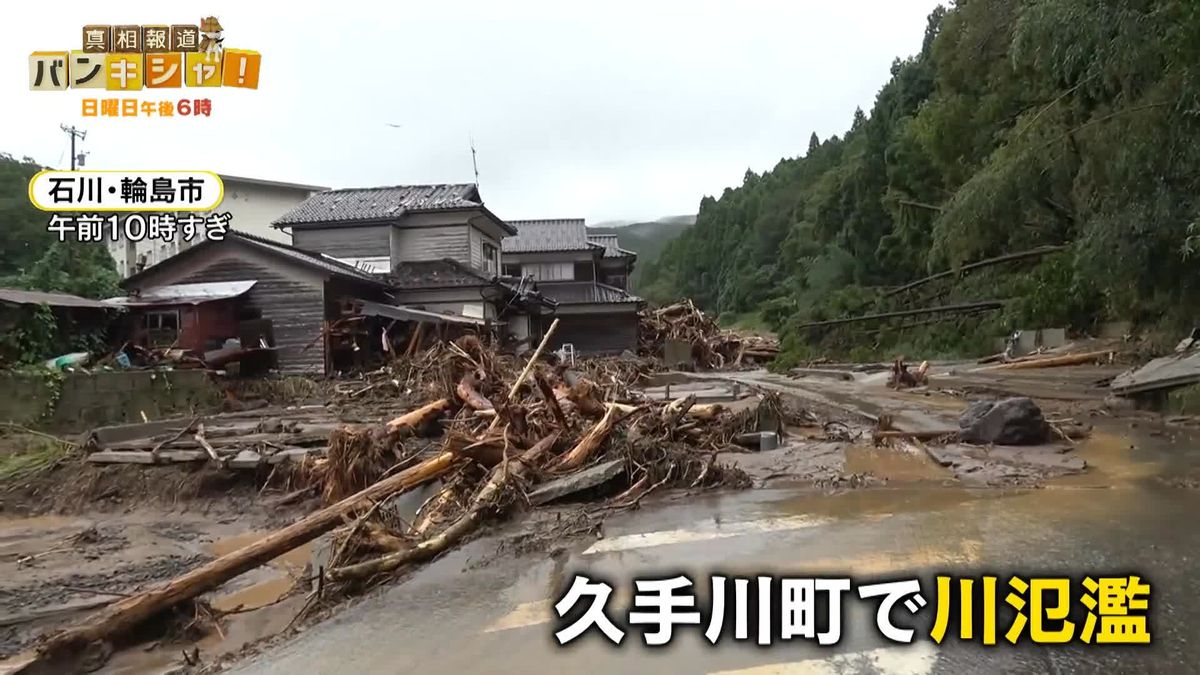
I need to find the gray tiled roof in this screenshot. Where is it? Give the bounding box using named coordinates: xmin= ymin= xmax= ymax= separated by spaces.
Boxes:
xmin=587 ymin=233 xmax=637 ymax=259
xmin=274 ymin=184 xmax=482 ymax=226
xmin=503 ymin=219 xmax=592 ymax=253
xmin=538 ymin=281 xmax=643 ymax=305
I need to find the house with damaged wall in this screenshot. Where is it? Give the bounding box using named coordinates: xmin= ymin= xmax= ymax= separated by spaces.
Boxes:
xmin=112 ymin=184 xmax=560 ymax=374
xmin=110 ymin=184 xmax=649 ymax=372
xmin=503 ymin=219 xmax=643 ymax=355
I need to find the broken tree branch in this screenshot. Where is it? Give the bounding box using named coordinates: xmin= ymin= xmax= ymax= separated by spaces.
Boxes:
xmin=193 ymin=424 xmax=219 ymax=463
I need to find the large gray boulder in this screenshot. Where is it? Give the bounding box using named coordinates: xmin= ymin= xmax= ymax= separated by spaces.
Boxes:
xmin=958 ymin=397 xmax=1050 ymax=445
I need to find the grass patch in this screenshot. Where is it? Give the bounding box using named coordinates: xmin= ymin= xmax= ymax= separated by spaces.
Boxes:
xmin=0 ymin=428 xmax=73 ymax=483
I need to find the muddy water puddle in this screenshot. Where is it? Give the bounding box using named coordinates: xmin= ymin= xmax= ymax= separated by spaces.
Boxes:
xmin=1053 ymin=430 xmax=1165 ymax=488
xmin=96 ymin=532 xmax=315 ymax=674
xmin=205 ymin=531 xmax=312 ymax=612
xmin=843 ymin=443 xmax=949 ymax=483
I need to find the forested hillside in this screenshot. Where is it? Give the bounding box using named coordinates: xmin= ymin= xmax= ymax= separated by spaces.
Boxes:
xmin=0 ymin=154 xmax=119 ymax=298
xmin=589 ymin=215 xmax=695 ymax=291
xmin=640 ymin=0 xmax=1200 ymax=364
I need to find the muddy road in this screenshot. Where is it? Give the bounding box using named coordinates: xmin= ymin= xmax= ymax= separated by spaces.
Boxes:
xmin=229 ymin=422 xmax=1200 ymax=674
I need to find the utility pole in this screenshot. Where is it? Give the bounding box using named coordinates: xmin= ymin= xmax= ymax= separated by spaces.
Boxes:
xmin=60 ymin=124 xmax=87 ymax=170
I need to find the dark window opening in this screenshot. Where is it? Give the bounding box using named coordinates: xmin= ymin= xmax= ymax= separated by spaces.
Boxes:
xmin=144 ymin=310 xmax=180 ymax=347
xmin=482 ymin=242 xmax=498 ymax=274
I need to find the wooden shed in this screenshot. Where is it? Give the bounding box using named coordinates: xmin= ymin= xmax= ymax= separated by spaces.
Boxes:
xmin=120 ymin=231 xmax=388 ymax=375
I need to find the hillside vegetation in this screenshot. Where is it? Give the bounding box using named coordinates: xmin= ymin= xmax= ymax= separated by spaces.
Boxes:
xmin=589 ymin=215 xmax=695 ymax=291
xmin=640 ymin=0 xmax=1200 ymax=365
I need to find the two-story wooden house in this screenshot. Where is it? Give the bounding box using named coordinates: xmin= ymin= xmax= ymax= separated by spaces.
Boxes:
xmin=273 ymin=184 xmax=517 ymax=321
xmin=502 ymin=219 xmax=643 ymax=355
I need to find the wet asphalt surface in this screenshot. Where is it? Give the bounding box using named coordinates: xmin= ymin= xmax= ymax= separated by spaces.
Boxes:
xmin=228 ymin=422 xmax=1200 ymax=675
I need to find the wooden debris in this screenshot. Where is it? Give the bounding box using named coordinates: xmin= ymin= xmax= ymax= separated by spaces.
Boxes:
xmin=456 ymin=376 xmax=494 ymax=412
xmin=386 ymin=399 xmax=452 ymax=435
xmin=52 ymin=330 xmax=760 ymax=667
xmin=889 ymin=358 xmax=930 ymax=389
xmin=327 ymin=433 xmax=561 ymax=581
xmin=551 ymin=404 xmax=620 ymax=472
xmin=638 ymin=299 xmax=778 ymax=369
xmin=981 ymin=350 xmax=1114 ymax=371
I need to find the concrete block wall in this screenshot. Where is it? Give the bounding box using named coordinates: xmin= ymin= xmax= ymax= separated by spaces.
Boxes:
xmin=0 ymin=370 xmax=223 ymax=432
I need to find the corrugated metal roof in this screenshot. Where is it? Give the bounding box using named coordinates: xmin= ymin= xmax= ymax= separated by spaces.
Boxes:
xmin=539 ymin=281 xmax=643 ymax=305
xmin=106 ymin=281 xmax=257 ymax=307
xmin=357 ymin=300 xmax=489 ymax=326
xmin=274 ymin=184 xmax=482 ymax=225
xmin=0 ymin=288 xmax=117 ymax=310
xmin=503 ymin=219 xmax=592 ymax=253
xmin=587 ymin=234 xmax=637 ymax=259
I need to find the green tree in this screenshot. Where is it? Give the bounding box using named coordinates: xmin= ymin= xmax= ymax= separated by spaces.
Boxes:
xmin=646 ymin=0 xmax=1200 ymax=360
xmin=0 ymin=154 xmax=120 ymax=299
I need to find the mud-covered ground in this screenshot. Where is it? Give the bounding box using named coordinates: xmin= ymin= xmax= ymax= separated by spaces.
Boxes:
xmin=0 ymin=463 xmax=317 ymax=665
xmin=1 ymin=359 xmax=1192 ymax=673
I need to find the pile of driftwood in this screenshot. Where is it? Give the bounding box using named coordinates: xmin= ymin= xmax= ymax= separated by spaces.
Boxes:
xmin=639 ymin=300 xmax=780 ymax=369
xmin=33 ymin=321 xmax=756 ymax=669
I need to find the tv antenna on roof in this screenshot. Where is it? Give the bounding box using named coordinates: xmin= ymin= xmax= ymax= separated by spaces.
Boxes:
xmin=469 ymin=133 xmax=480 ymax=187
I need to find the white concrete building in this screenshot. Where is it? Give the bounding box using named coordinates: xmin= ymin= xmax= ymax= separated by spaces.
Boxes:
xmin=108 ymin=174 xmax=327 ymax=278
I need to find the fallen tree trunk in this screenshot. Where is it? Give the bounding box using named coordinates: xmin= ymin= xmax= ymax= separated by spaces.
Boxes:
xmin=456 ymin=376 xmax=494 ymax=412
xmin=980 ymin=350 xmax=1113 ymax=371
xmin=328 ymin=433 xmax=561 ymax=581
xmin=884 ymin=245 xmax=1067 ymax=298
xmin=795 ymin=301 xmax=1005 ymax=330
xmin=551 ymin=404 xmax=619 ymax=472
xmin=386 ymin=399 xmax=451 ymax=434
xmin=687 ymin=404 xmax=724 ymax=421
xmin=37 ymin=451 xmax=460 ymax=660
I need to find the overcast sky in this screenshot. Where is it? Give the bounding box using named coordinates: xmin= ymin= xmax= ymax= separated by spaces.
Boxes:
xmin=5 ymin=1 xmax=941 ymax=224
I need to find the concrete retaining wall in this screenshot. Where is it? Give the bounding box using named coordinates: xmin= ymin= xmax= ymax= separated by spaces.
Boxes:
xmin=0 ymin=370 xmax=223 ymax=432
